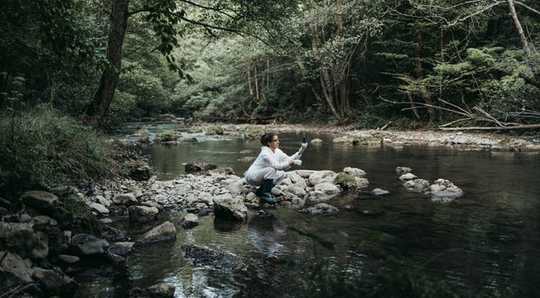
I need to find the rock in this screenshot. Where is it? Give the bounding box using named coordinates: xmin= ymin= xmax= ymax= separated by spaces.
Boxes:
xmin=58 ymin=254 xmax=80 ymax=264
xmin=19 ymin=213 xmax=32 ymax=223
xmin=343 ymin=167 xmax=367 ymax=178
xmin=139 ymin=221 xmax=176 ymax=244
xmin=371 ymin=188 xmax=390 ymax=196
xmin=70 ymin=233 xmax=109 ymax=255
xmin=182 ymin=244 xmax=238 ymax=267
xmin=112 ymin=193 xmax=138 ymax=206
xmin=32 ymin=267 xmax=77 ymax=296
xmin=310 ymin=138 xmax=323 ymax=145
xmin=289 ymin=195 xmax=306 ymax=209
xmin=182 ymin=213 xmax=199 ymax=229
xmin=0 ymin=251 xmax=33 ymax=287
xmin=129 ymin=164 xmax=152 ymax=181
xmin=99 ymin=218 xmax=113 ymax=224
xmin=334 ymin=172 xmax=369 ymax=191
xmin=396 ymin=166 xmax=413 ymax=175
xmin=108 ymin=242 xmax=135 ymax=257
xmin=94 ymin=195 xmax=112 ymax=207
xmin=20 ymin=191 xmax=59 ymax=213
xmin=32 ymin=231 xmax=49 ymax=259
xmin=244 ymin=192 xmax=260 ymax=209
xmin=429 ymin=179 xmax=464 ymax=203
xmin=225 ymin=178 xmax=248 ymax=195
xmin=399 ymin=173 xmax=417 ymax=181
xmin=332 ymin=136 xmax=356 ymax=144
xmin=309 ymin=182 xmax=340 ymax=203
xmin=296 ymin=170 xmax=316 ymax=178
xmin=286 ymin=185 xmax=307 ymax=197
xmin=32 ymin=215 xmax=58 ymax=227
xmin=89 ymin=203 xmax=110 ymax=215
xmin=403 ymin=179 xmax=430 ymax=193
xmin=128 ymin=205 xmax=159 ymax=223
xmin=308 ymin=170 xmax=337 ymax=186
xmin=213 ymin=193 xmax=248 ymax=222
xmin=185 ymin=160 xmax=217 ymax=174
xmin=209 ymin=167 xmax=236 ymax=176
xmin=0 ymin=222 xmax=45 ymax=259
xmin=301 ymin=203 xmax=339 ymax=215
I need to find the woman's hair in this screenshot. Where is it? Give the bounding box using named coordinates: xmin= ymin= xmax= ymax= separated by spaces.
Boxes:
xmin=260 ymin=132 xmax=277 ymax=146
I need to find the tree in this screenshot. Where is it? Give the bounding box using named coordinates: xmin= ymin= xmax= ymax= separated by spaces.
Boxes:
xmin=85 ymin=0 xmax=299 ymax=126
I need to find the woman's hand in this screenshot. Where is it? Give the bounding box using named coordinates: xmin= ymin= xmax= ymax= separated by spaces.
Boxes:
xmin=292 ymin=159 xmax=302 ymax=166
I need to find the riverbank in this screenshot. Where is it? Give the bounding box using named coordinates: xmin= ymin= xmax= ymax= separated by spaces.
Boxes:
xmin=129 ymin=121 xmax=540 ymax=152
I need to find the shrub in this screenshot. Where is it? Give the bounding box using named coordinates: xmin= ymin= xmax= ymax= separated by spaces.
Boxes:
xmin=0 ymin=105 xmax=114 ymax=195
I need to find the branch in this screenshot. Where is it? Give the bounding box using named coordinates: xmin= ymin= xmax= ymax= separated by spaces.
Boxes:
xmin=179 ymin=0 xmax=236 ymax=19
xmin=515 ymin=1 xmax=540 ymax=16
xmin=445 ymin=1 xmax=505 ymax=28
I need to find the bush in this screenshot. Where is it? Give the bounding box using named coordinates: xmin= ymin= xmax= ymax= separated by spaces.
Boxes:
xmin=0 ymin=105 xmax=114 ymax=195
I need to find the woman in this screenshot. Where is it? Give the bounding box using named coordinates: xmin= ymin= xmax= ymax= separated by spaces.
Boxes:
xmin=244 ymin=133 xmax=308 ymax=204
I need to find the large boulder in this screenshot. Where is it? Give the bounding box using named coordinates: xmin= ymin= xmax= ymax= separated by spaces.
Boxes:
xmin=20 ymin=191 xmax=58 ymax=210
xmin=70 ymin=233 xmax=109 ymax=256
xmin=213 ymin=193 xmax=248 ymax=222
xmin=139 ymin=221 xmax=177 ymax=244
xmin=185 ymin=160 xmax=217 ymax=174
xmin=128 ymin=206 xmax=159 ymax=223
xmin=309 ymin=182 xmax=340 ymax=203
xmin=308 ymin=171 xmax=337 ymax=186
xmin=429 ymin=179 xmax=464 ymax=203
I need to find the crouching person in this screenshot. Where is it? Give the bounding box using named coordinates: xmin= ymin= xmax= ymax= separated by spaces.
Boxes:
xmin=244 ymin=133 xmax=308 ymax=204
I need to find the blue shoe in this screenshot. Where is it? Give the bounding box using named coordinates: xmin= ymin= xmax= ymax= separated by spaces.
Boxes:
xmin=260 ymin=193 xmax=278 ymax=204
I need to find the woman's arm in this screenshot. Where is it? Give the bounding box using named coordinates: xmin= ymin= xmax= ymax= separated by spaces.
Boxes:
xmin=262 ymin=151 xmax=292 ymax=170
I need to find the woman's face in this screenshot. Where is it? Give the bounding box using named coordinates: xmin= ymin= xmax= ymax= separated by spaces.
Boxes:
xmin=269 ymin=135 xmax=280 ymax=150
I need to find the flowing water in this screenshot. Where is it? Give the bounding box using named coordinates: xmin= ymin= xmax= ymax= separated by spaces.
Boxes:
xmin=86 ymin=128 xmax=540 ymax=297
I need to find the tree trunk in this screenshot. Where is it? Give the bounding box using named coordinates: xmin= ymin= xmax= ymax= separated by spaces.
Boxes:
xmin=247 ymin=64 xmax=253 ymax=96
xmin=415 ymin=28 xmax=434 ymax=121
xmin=86 ymin=0 xmax=130 ymax=126
xmin=254 ymin=64 xmax=260 ymax=101
xmin=507 ymin=0 xmax=533 ymax=56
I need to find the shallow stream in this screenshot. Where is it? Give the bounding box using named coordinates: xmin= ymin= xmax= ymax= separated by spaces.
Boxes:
xmin=86 ymin=129 xmax=540 ymax=297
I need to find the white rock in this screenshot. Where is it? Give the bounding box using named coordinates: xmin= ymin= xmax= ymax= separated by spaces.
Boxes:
xmin=343 ymin=167 xmax=367 ymax=178
xmin=308 ymin=170 xmax=337 ymax=186
xmin=399 ymin=173 xmax=417 ymax=181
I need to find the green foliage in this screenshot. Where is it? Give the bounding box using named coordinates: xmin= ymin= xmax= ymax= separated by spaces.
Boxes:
xmin=0 ymin=106 xmax=114 ymax=194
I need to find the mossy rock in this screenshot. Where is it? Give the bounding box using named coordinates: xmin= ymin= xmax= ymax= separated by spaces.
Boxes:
xmin=206 ymin=125 xmax=224 ymax=135
xmin=334 ymin=172 xmax=369 ymax=191
xmin=157 ymin=130 xmax=177 ymax=142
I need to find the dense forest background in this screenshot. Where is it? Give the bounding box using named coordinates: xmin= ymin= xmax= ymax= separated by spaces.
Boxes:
xmin=1 ymin=0 xmax=539 ymax=193
xmin=1 ymin=0 xmax=539 ymax=127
